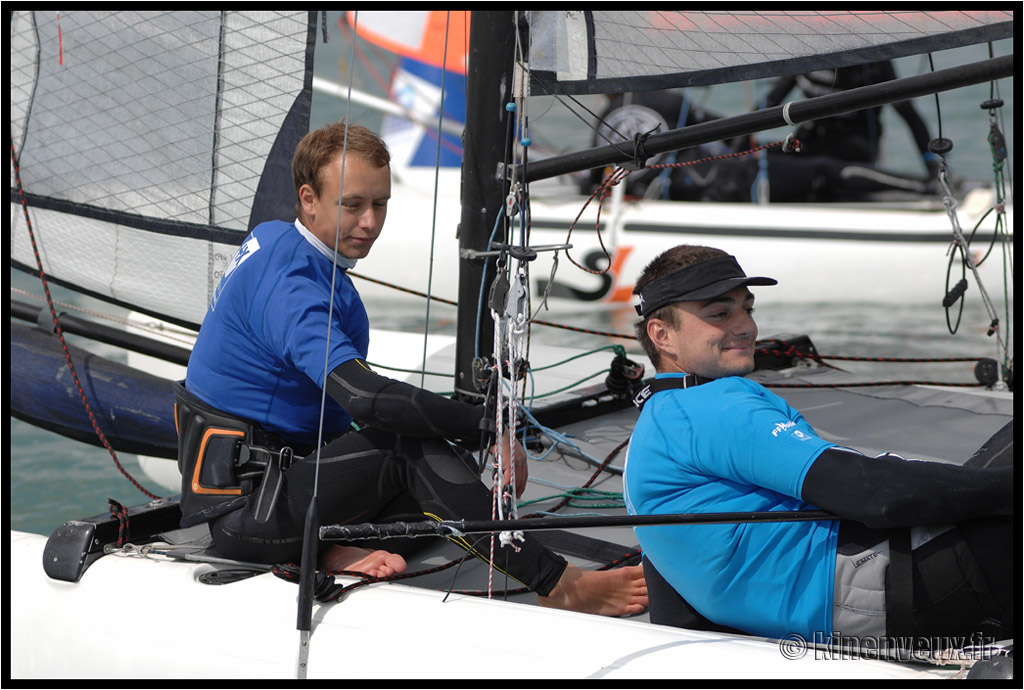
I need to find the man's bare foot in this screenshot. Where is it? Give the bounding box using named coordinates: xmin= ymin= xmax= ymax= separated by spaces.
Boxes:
xmin=320 ymin=545 xmax=407 ymax=579
xmin=538 ymin=564 xmax=648 ymax=617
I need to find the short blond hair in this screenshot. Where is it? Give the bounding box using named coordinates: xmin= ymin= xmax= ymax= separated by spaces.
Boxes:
xmin=291 ymin=121 xmax=390 ymax=215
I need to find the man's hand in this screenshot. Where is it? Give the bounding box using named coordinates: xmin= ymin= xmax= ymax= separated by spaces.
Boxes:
xmin=489 ymin=428 xmax=528 ymax=498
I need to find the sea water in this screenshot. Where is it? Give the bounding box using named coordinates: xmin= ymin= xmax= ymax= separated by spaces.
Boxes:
xmin=8 ymin=19 xmax=1014 ymax=536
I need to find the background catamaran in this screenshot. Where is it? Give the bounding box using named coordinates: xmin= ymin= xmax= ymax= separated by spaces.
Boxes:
xmin=333 ymin=11 xmax=1014 ymax=308
xmin=9 ymin=10 xmax=1014 ymax=679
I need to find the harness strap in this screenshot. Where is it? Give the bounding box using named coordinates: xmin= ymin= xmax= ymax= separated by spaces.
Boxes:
xmin=632 ymin=374 xmax=712 ymax=409
xmin=173 ymin=381 xmax=302 ymax=527
xmin=251 ymin=446 xmax=293 ymax=525
xmin=531 ymin=529 xmax=639 ymax=565
xmin=886 ymin=528 xmax=915 ymax=639
xmin=237 ymin=443 xmax=297 ymax=474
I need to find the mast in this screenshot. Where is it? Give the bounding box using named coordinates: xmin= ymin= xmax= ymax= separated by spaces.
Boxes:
xmin=453 ymin=11 xmax=518 ymax=402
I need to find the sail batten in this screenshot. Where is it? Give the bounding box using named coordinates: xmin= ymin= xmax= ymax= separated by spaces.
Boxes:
xmin=526 ymin=10 xmax=1014 ymax=94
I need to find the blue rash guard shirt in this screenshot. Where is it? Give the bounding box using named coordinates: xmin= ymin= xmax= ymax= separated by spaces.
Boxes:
xmin=186 ymin=220 xmax=368 ymax=446
xmin=623 ymin=373 xmax=839 ymax=640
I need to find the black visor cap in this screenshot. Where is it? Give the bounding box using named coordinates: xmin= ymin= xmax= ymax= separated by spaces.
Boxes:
xmin=635 ymin=255 xmax=777 ymax=317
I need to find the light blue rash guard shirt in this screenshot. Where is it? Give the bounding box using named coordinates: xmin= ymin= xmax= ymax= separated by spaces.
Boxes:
xmin=623 ymin=373 xmax=839 ymax=640
xmin=186 ymin=220 xmax=368 ymax=446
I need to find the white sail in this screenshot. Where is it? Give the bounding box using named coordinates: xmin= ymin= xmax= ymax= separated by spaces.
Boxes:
xmin=9 ymin=11 xmax=316 ymax=329
xmin=526 ymin=10 xmax=1015 ymax=93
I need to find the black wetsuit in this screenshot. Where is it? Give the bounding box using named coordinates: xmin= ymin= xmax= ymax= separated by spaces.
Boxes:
xmin=207 ymin=359 xmax=567 ymax=595
xmin=759 ymin=61 xmax=938 ymax=202
xmin=645 ymin=426 xmax=1013 ymax=643
xmin=803 ymin=443 xmax=1013 ymax=642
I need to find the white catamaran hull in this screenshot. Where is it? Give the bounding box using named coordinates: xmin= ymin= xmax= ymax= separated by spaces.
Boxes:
xmin=10 ymin=529 xmax=951 ymax=680
xmin=356 ymin=167 xmax=1011 ymax=310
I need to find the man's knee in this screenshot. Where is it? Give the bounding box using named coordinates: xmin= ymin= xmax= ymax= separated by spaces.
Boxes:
xmin=417 ymin=439 xmax=481 ymax=485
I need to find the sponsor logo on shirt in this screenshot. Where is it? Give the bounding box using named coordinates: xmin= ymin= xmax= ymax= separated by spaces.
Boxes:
xmin=211 ymin=235 xmax=260 ymax=311
xmin=772 ymin=420 xmax=813 ymax=441
xmin=772 ymin=421 xmax=795 ymax=437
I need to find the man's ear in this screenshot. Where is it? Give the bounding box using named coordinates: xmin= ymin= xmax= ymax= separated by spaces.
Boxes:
xmin=298 ymin=184 xmax=316 ymax=217
xmin=646 ymin=317 xmax=676 ymax=359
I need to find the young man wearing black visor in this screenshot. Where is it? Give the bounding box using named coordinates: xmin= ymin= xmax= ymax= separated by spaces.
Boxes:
xmin=623 ymin=244 xmax=1012 ymax=650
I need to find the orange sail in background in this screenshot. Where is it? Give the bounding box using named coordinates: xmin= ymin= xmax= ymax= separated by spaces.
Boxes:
xmin=347 ymin=11 xmax=470 ymax=75
xmin=345 ymin=11 xmax=470 ymax=168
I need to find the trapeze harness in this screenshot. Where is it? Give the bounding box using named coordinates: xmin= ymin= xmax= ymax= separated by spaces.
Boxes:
xmin=173 ymin=355 xmax=493 ymax=529
xmin=174 ymin=381 xmax=308 ymax=528
xmin=632 ymin=375 xmax=1012 ymax=640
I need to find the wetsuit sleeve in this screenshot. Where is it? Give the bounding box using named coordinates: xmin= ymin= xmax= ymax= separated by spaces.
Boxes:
xmin=801 ymin=447 xmax=1013 ymax=529
xmin=325 ymin=358 xmax=486 ymax=441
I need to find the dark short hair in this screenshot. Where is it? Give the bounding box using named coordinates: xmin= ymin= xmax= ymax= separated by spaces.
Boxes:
xmin=292 ymin=121 xmax=390 ymax=215
xmin=632 ymin=245 xmax=728 ymax=367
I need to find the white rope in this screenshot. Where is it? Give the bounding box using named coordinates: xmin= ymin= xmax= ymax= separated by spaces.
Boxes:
xmin=487 ymin=12 xmax=530 ymax=577
xmin=781 ymin=101 xmax=797 ymax=127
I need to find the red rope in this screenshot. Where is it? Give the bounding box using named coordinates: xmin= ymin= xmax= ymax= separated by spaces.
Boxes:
xmin=562 ymin=141 xmax=788 ymax=276
xmin=343 ymin=273 xmax=995 ymax=378
xmin=10 ymin=136 xmax=161 ymax=501
xmin=57 ymin=12 xmax=64 ymax=66
xmin=108 ymin=498 xmax=130 ymax=547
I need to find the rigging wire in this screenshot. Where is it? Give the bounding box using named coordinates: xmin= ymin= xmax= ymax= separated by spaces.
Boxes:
xmin=419 ymin=11 xmax=454 ymax=388
xmin=297 ymin=10 xmax=363 ymax=679
xmin=335 ymin=13 xmax=399 ymax=96
xmin=336 ymin=268 xmax=1006 ymax=389
xmin=926 ymin=47 xmax=1012 ymax=388
xmin=311 ymin=65 xmax=356 ymax=498
xmin=527 ymin=73 xmax=641 ymax=155
xmin=977 ymin=41 xmax=1013 ymax=380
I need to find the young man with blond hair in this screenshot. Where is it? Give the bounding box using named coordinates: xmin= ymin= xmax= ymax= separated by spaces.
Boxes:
xmin=178 ymin=121 xmax=648 ymax=616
